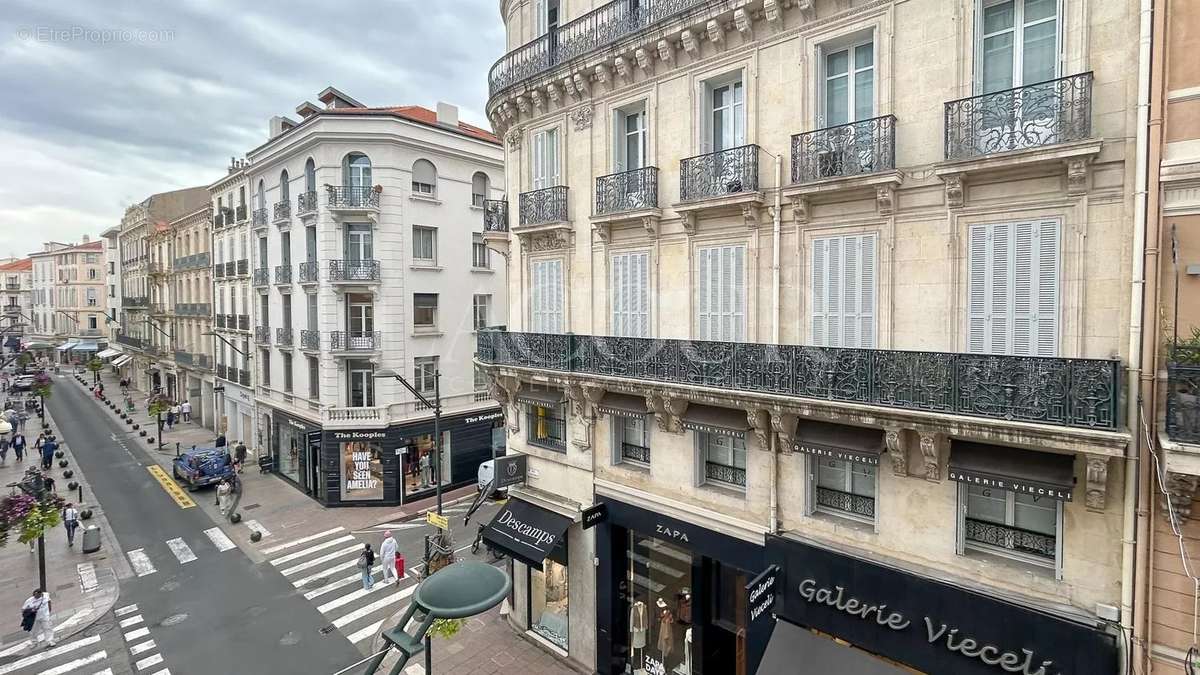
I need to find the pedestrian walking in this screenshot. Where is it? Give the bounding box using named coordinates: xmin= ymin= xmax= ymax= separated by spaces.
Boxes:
xmin=180 ymin=400 xmax=191 ymax=422
xmin=11 ymin=431 xmax=26 ymax=463
xmin=216 ymin=479 xmax=231 ymax=516
xmin=97 ymin=382 xmax=103 ymax=396
xmin=62 ymin=503 xmax=79 ymax=547
xmin=166 ymin=409 xmax=175 ymax=430
xmin=380 ymin=530 xmax=400 ymax=586
xmin=39 ymin=436 xmax=55 ymax=471
xmin=17 ymin=410 xmax=27 ymax=432
xmin=234 ymin=440 xmax=247 ymax=474
xmin=357 ymin=543 xmax=376 ymax=590
xmin=21 ymin=589 xmax=54 ymax=648
xmin=214 ymin=433 xmax=227 ymax=448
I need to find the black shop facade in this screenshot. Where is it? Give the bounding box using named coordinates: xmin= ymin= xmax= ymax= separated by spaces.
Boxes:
xmin=267 ymin=406 xmax=504 ymax=507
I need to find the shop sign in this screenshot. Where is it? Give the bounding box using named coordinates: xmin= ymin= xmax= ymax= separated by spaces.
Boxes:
xmin=306 ymin=430 xmax=322 ymax=449
xmin=745 ymin=564 xmax=778 ymax=627
xmin=286 ymin=417 xmax=307 ymax=431
xmin=465 ymin=411 xmax=504 ymax=424
xmin=494 ymin=454 xmax=527 ymax=489
xmin=331 ymin=430 xmax=386 ymax=441
xmin=581 ymin=503 xmax=607 ymax=530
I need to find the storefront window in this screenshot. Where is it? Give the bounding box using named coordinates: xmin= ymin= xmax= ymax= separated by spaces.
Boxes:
xmin=401 ymin=431 xmax=451 ymax=498
xmin=625 ymin=532 xmax=694 ymax=675
xmin=530 ymin=542 xmax=569 ymax=650
xmin=341 ymin=441 xmax=384 ymax=501
xmin=276 ymin=419 xmax=304 ymax=485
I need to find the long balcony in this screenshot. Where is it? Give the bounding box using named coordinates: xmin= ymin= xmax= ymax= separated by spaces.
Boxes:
xmin=1167 ymin=346 xmax=1200 ymax=444
xmin=255 ymin=326 xmax=271 ymax=345
xmin=115 ymin=334 xmax=144 ymax=350
xmin=122 ymin=296 xmax=148 ymax=308
xmin=680 ymin=145 xmax=760 ymax=202
xmin=298 ymin=261 xmax=319 ymax=284
xmin=273 ymin=200 xmax=291 ymax=224
xmin=300 ymin=329 xmax=320 ymax=351
xmin=174 ymin=303 xmax=212 ymax=317
xmin=595 ymin=167 xmax=659 ymax=216
xmin=944 ymin=73 xmax=1093 ymax=161
xmin=236 ymin=205 xmax=247 ymax=223
xmin=276 ymin=327 xmax=294 ymax=347
xmin=252 ymin=268 xmax=270 ymax=286
xmin=238 ymin=368 xmax=250 ymax=386
xmin=791 ymin=115 xmax=897 ymax=184
xmin=330 ymin=330 xmax=381 ymax=353
xmin=215 ymin=314 xmax=226 ymax=329
xmin=297 ymin=191 xmax=318 ymax=216
xmin=149 ymin=303 xmax=172 ymax=316
xmin=329 ymin=260 xmax=380 ymax=284
xmin=275 ymin=264 xmax=293 ymax=285
xmin=252 ymin=208 xmax=268 ymax=228
xmin=4 ymin=283 xmax=18 ymax=291
xmin=326 ymin=186 xmax=380 ymax=211
xmin=238 ymin=314 xmax=250 ymax=331
xmin=483 ymin=199 xmax=509 ymax=233
xmin=476 ymin=331 xmax=1123 ymax=431
xmin=213 ymin=211 xmax=226 ymax=228
xmin=519 ymin=186 xmax=569 ymax=227
xmin=173 ymin=252 xmax=211 ymax=271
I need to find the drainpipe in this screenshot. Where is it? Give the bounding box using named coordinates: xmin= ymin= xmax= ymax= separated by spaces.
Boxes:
xmin=1122 ymin=0 xmax=1155 ymax=670
xmin=772 ymin=155 xmax=782 ymax=345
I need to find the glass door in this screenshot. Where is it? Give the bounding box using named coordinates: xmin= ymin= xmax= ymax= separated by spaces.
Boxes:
xmin=977 ymin=0 xmax=1060 ymax=149
xmin=821 ymin=41 xmax=876 ymax=176
xmin=347 ymin=301 xmax=373 ymax=350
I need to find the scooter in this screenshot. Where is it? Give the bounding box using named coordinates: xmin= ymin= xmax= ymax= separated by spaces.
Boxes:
xmin=471 ymin=522 xmax=504 ymax=562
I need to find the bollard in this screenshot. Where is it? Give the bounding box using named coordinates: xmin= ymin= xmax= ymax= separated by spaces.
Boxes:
xmin=176 ymin=442 xmax=180 ymax=458
xmin=77 ymin=483 xmax=83 ymax=503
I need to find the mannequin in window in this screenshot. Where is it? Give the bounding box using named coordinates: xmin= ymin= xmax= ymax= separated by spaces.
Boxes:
xmin=630 ymin=596 xmax=647 ymax=674
xmin=656 ymin=597 xmax=675 ymax=663
xmin=676 ymin=590 xmax=691 ymax=625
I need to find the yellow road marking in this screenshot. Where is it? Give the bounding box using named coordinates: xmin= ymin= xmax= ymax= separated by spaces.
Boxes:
xmin=146 ymin=465 xmax=196 ymax=509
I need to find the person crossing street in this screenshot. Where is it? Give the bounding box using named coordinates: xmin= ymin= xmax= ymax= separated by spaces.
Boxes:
xmin=21 ymin=589 xmax=54 ymax=648
xmin=380 ymin=530 xmax=400 ymax=586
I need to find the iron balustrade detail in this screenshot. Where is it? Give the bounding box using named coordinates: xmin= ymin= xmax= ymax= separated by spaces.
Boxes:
xmin=276 ymin=327 xmax=294 ymax=347
xmin=216 ymin=364 xmax=228 ymax=380
xmin=300 ymin=329 xmax=320 ymax=351
xmin=298 ymin=262 xmax=319 ymax=283
xmin=964 ymin=518 xmax=1055 ymax=559
xmin=330 ymin=331 xmax=381 ymax=351
xmin=224 ymin=261 xmax=235 ymax=277
xmin=484 ymin=199 xmax=509 ymax=232
xmin=213 ymin=211 xmax=225 ymax=228
xmin=116 ymin=334 xmax=144 ymax=350
xmin=255 ymin=326 xmax=271 ymax=344
xmin=815 ymin=487 xmax=876 ymax=518
xmin=174 ymin=351 xmax=194 ymax=366
xmin=237 ymin=314 xmax=250 ymax=331
xmin=239 ymin=369 xmax=250 ymax=386
xmin=329 ymin=259 xmax=380 ymax=282
xmin=704 ymin=461 xmax=746 ymax=488
xmin=224 ymin=314 xmax=236 ymax=328
xmin=236 ymin=205 xmax=247 ymax=222
xmin=519 ymin=186 xmax=569 ymax=226
xmin=791 ymin=115 xmax=896 ymax=183
xmin=122 ymin=296 xmax=148 ymax=308
xmin=944 ymin=72 xmax=1093 ymax=160
xmin=215 ymin=314 xmax=226 ymax=329
xmin=326 ymin=186 xmax=380 ymax=209
xmin=274 ymin=265 xmax=293 ymax=285
xmin=595 ymin=167 xmax=659 ymax=216
xmin=252 ymin=208 xmax=268 ymax=226
xmin=526 ymin=412 xmax=567 ymax=452
xmin=214 ymin=264 xmax=225 ymax=279
xmin=273 ymin=200 xmax=291 ymax=222
xmin=476 ymin=331 xmax=1122 ymax=430
xmin=680 ymin=145 xmax=759 ymax=202
xmin=297 ymin=190 xmax=318 ymax=215
xmin=620 ymin=442 xmax=651 ymax=464
xmin=1167 ymin=345 xmax=1200 ymax=443
xmin=253 ymin=268 xmax=269 ymax=286
xmin=236 ymin=259 xmax=249 ymax=276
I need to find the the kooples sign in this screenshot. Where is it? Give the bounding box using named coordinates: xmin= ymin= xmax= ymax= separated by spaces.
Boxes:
xmin=332 ymin=430 xmax=386 ymax=441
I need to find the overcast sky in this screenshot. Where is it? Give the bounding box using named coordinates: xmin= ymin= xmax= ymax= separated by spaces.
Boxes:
xmin=0 ymin=0 xmax=503 ymax=259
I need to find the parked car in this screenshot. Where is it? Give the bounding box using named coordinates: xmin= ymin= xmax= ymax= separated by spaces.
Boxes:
xmin=172 ymin=446 xmax=235 ymax=491
xmin=11 ymin=375 xmax=35 ymax=391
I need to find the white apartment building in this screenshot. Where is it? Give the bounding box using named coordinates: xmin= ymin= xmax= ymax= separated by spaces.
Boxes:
xmin=0 ymin=258 xmax=33 ymax=349
xmin=243 ymin=87 xmax=506 ymax=507
xmin=28 ymin=242 xmax=69 ymax=344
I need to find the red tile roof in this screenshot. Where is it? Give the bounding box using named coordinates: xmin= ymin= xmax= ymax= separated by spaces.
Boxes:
xmin=0 ymin=258 xmax=32 ymax=272
xmin=319 ymin=105 xmax=499 ymax=144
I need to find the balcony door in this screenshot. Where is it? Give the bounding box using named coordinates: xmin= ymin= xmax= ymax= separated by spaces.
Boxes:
xmin=345 ymin=153 xmax=372 ymax=189
xmin=975 ymin=0 xmax=1061 ymax=150
xmin=820 ymin=40 xmax=876 ymax=176
xmin=532 ymin=129 xmax=560 ymax=190
xmin=347 ymin=297 xmax=374 ymax=346
xmin=536 ymin=0 xmax=559 ymax=62
xmin=345 ymin=224 xmax=373 ymax=264
xmin=614 ymin=105 xmax=646 ymax=172
xmin=348 ymin=361 xmax=375 ymax=407
xmin=707 ymin=77 xmax=744 ymax=152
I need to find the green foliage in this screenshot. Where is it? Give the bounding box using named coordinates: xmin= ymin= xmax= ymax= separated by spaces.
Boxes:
xmin=0 ymin=491 xmax=65 ymax=547
xmin=1171 ymin=327 xmax=1200 ymax=365
xmin=148 ymin=395 xmax=171 ymax=417
xmin=427 ymin=618 xmax=464 ymax=640
xmin=86 ymin=358 xmax=103 ymax=373
xmin=17 ymin=352 xmax=31 ymax=367
xmin=32 ymin=372 xmax=51 ymax=400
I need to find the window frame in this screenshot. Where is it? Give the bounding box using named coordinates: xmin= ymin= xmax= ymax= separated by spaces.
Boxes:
xmin=974 ymin=0 xmax=1062 ymax=94
xmin=695 ymin=432 xmax=747 ymax=491
xmin=531 ymin=128 xmax=561 ymax=190
xmin=956 ymin=483 xmax=1064 ymax=578
xmin=818 ymin=36 xmax=876 ymax=127
xmin=413 ymin=356 xmax=439 ymax=395
xmin=695 ymin=244 xmax=746 ymax=342
xmin=806 ymin=454 xmax=878 ymax=527
xmin=610 ymin=250 xmax=650 ymax=338
xmin=966 ymin=219 xmax=1060 ymax=356
xmin=702 ymin=71 xmax=746 ymax=153
xmin=412 ymin=159 xmax=438 ymax=198
xmin=612 ymin=415 xmax=650 ymax=467
xmin=530 ymin=258 xmax=565 ymax=334
xmin=613 ymin=101 xmax=648 ymax=172
xmin=472 ymin=294 xmax=491 ymax=331
xmin=348 ymin=362 xmax=375 ymax=407
xmin=472 ymin=234 xmax=490 ymax=269
xmin=471 ymin=172 xmax=489 ymax=207
xmin=413 ymin=293 xmax=439 ymax=332
xmin=412 ymin=226 xmax=438 ymax=266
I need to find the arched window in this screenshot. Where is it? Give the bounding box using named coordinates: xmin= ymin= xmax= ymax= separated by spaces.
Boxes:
xmin=471 ymin=172 xmax=489 ymax=207
xmin=412 ymin=159 xmax=437 ymax=197
xmin=257 ymin=179 xmax=266 ymax=210
xmin=343 ymin=153 xmax=372 ymax=188
xmin=279 ymin=170 xmax=290 ymax=201
xmin=305 ymin=158 xmax=316 ymax=193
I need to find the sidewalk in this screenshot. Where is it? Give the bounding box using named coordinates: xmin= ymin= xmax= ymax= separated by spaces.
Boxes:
xmin=0 ymin=384 xmax=122 ymax=655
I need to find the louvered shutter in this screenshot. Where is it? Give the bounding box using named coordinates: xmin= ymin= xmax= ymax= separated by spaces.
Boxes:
xmin=811 ymin=239 xmax=828 ymax=346
xmin=827 ymin=237 xmax=842 ymax=346
xmin=633 ymin=252 xmax=649 ymax=337
xmin=731 ymin=245 xmax=745 ymax=341
xmin=843 ymin=236 xmax=860 ymax=348
xmin=611 ymin=253 xmax=628 ymax=336
xmin=547 ymin=130 xmax=560 ymax=187
xmin=531 ymin=260 xmax=544 ymax=332
xmin=532 ymin=132 xmax=546 ymax=190
xmin=989 ymin=222 xmax=1011 ymax=355
xmin=697 ymin=248 xmax=711 ymax=339
xmin=967 ymin=225 xmax=988 ymax=353
xmin=859 ymin=234 xmax=876 ymax=348
xmin=549 ymin=259 xmax=564 ymax=333
xmin=719 ymin=246 xmax=733 ymax=341
xmin=1012 ymin=222 xmax=1035 ymax=355
xmin=1035 ymin=221 xmax=1059 ymax=356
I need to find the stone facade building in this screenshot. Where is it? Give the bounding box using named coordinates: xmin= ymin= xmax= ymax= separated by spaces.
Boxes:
xmin=0 ymin=257 xmax=33 ymax=347
xmin=168 ymin=206 xmax=215 ymax=427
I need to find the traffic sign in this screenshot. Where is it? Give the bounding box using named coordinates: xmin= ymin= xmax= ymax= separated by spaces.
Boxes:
xmin=426 ymin=511 xmax=449 ymax=530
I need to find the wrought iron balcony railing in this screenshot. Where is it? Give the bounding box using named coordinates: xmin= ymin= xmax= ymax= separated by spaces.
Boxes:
xmin=116 ymin=334 xmax=144 ymax=350
xmin=526 ymin=412 xmax=567 ymax=451
xmin=326 ymin=186 xmax=380 ymax=210
xmin=224 ymin=261 xmax=235 ymax=277
xmin=273 ymin=200 xmax=291 ymax=222
xmin=238 ymin=314 xmax=250 ymax=331
xmin=944 ymin=72 xmax=1093 ymax=161
xmin=173 ymin=252 xmax=211 ymax=270
xmin=255 ymin=326 xmax=271 ymax=345
xmin=791 ymin=115 xmax=897 ymax=184
xmin=476 ymin=331 xmax=1122 ymax=431
xmin=680 ymin=144 xmax=759 ymax=202
xmin=236 ymin=259 xmax=248 ymax=276
xmin=484 ymin=199 xmax=509 ymax=232
xmin=215 ymin=314 xmax=226 ymax=329
xmin=620 ymin=442 xmax=651 ymax=464
xmin=300 ymin=329 xmax=320 ymax=351
xmin=488 ymin=0 xmax=710 ymax=98
xmin=274 ymin=265 xmax=293 ymax=285
xmin=1167 ymin=346 xmax=1200 ymax=443
xmin=815 ymin=487 xmax=875 ymax=519
xmin=174 ymin=350 xmax=194 ymax=367
xmin=4 ymin=283 xmax=18 ymax=291
xmin=252 ymin=208 xmax=268 ymax=227
xmin=297 ymin=190 xmax=318 ymax=215
xmin=224 ymin=313 xmax=235 ymax=328
xmin=252 ymin=268 xmax=269 ymax=286
xmin=276 ymin=327 xmax=294 ymax=347
xmin=329 ymin=259 xmax=380 ymax=283
xmin=964 ymin=518 xmax=1055 ymax=560
xmin=596 ymin=166 xmax=659 ymax=216
xmin=705 ymin=461 xmax=746 ymax=488
xmin=122 ymin=296 xmax=148 ymax=308
xmin=298 ymin=261 xmax=319 ymax=283
xmin=330 ymin=330 xmax=381 ymax=351
xmin=238 ymin=368 xmax=250 ymax=386
xmin=236 ymin=205 xmax=247 ymax=222
xmin=217 ymin=364 xmax=229 ymax=380
xmin=213 ymin=211 xmax=225 ymax=228
xmin=519 ymin=186 xmax=568 ymax=226
xmin=214 ymin=263 xmax=225 ymax=279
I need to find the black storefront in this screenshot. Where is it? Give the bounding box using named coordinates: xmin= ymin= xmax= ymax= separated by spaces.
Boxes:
xmin=759 ymin=535 xmax=1118 ymax=675
xmin=597 ymin=497 xmax=773 ymax=675
xmin=270 ymin=407 xmax=505 ymax=507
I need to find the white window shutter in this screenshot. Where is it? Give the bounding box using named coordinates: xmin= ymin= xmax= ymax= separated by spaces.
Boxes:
xmin=611 ymin=253 xmax=626 ymax=336
xmin=859 ymin=234 xmax=876 ymax=348
xmin=531 ymin=261 xmax=544 ymax=331
xmin=697 ymin=249 xmax=711 ymax=339
xmin=989 ymin=222 xmax=1011 ymax=355
xmin=843 ymin=235 xmax=860 ymax=348
xmin=634 ymin=252 xmax=649 ymax=337
xmin=827 ymin=237 xmax=843 ymax=347
xmin=548 ymin=130 xmax=560 ymax=187
xmin=1012 ymin=222 xmax=1035 ymax=356
xmin=811 ymin=239 xmax=828 ymax=346
xmin=551 ymin=259 xmax=564 ymax=333
xmin=1035 ymin=221 xmax=1060 ymax=357
xmin=967 ymin=225 xmax=988 ymax=353
xmin=532 ymin=132 xmax=545 ymax=190
xmin=732 ymin=245 xmax=745 ymax=342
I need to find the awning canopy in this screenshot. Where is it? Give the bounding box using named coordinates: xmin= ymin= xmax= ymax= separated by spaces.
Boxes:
xmin=481 ymin=497 xmax=572 ymax=571
xmin=949 ymin=441 xmax=1076 ymax=501
xmin=73 ymin=340 xmax=99 ymax=352
xmin=756 ymin=619 xmax=908 ymax=675
xmin=681 ymin=404 xmax=750 ymax=438
xmin=56 ymin=341 xmax=78 ymax=352
xmin=96 ymin=348 xmax=121 ymax=359
xmin=595 ymin=393 xmax=647 ymax=418
xmin=23 ymin=341 xmax=53 ymax=350
xmin=516 ymin=388 xmax=564 ymax=407
xmin=792 ymin=421 xmax=884 ymax=465
xmin=112 ymin=355 xmax=133 ymax=367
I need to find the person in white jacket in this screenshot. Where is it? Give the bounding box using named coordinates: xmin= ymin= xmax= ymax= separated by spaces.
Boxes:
xmin=22 ymin=589 xmax=54 ymax=648
xmin=380 ymin=531 xmax=399 ymax=586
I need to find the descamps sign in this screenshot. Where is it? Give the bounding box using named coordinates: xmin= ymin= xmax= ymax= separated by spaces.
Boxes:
xmin=768 ymin=537 xmax=1116 ymax=675
xmin=496 ymin=508 xmax=558 ymax=549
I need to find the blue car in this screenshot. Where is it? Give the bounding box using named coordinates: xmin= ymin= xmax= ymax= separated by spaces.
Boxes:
xmin=172 ymin=446 xmax=235 ymax=491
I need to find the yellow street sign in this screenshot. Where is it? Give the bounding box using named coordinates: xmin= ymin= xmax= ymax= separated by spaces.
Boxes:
xmin=147 ymin=465 xmax=196 ymax=509
xmin=426 ymin=511 xmax=449 ymax=530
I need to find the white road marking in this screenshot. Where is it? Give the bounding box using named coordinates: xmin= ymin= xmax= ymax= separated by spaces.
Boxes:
xmin=269 ymin=535 xmax=356 ymax=565
xmin=129 ymin=640 xmax=156 ymax=655
xmin=0 ymin=612 xmax=82 ymax=659
xmin=118 ymin=614 xmax=143 ymax=628
xmin=278 ymin=544 xmax=363 ymax=577
xmin=127 ymin=549 xmax=156 ymax=577
xmin=243 ymin=519 xmax=271 ymax=538
xmin=303 ymin=567 xmax=383 ymax=600
xmin=346 ymin=618 xmax=386 ymax=644
xmin=135 ymin=653 xmax=164 ymax=671
xmin=331 ymin=585 xmax=417 ymax=629
xmin=291 ymin=561 xmax=379 ymax=589
xmin=203 ymin=527 xmax=236 ymax=552
xmin=36 ymin=650 xmax=107 ymax=675
xmin=77 ymin=562 xmax=98 ymax=592
xmin=114 ymin=604 xmax=139 ymax=617
xmin=124 ymin=627 xmax=150 ymax=642
xmin=91 ymin=669 xmax=114 ymax=675
xmin=0 ymin=635 xmax=102 ymax=675
xmin=316 ymin=577 xmax=394 ymax=613
xmin=260 ymin=527 xmax=344 ymax=555
xmin=352 ymin=522 xmax=426 ymax=533
xmin=150 ymin=670 xmax=170 ymax=675
xmin=165 ymin=538 xmax=196 ymax=564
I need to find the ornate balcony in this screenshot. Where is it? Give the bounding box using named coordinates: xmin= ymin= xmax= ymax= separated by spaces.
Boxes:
xmin=300 ymin=329 xmax=320 ymax=351
xmin=116 ymin=334 xmax=144 ymax=350
xmin=519 ymin=186 xmax=568 ymax=227
xmin=791 ymin=115 xmax=897 ymax=184
xmin=595 ymin=167 xmax=659 ymax=216
xmin=326 ymin=186 xmax=380 ymax=213
xmin=330 ymin=330 xmax=381 ymax=353
xmin=1167 ymin=346 xmax=1200 ymax=444
xmin=122 ymin=296 xmax=148 ymax=308
xmin=224 ymin=261 xmax=235 ymax=277
xmin=483 ymin=199 xmax=509 ymax=233
xmin=173 ymin=252 xmax=211 ymax=271
xmin=216 ymin=364 xmax=228 ymax=380
xmin=276 ymin=327 xmax=294 ymax=347
xmin=329 ymin=260 xmax=380 ymax=284
xmin=224 ymin=313 xmax=235 ymax=328
xmin=273 ymin=200 xmax=291 ymax=224
xmin=274 ymin=264 xmax=293 ymax=285
xmin=944 ymin=73 xmax=1093 ymax=161
xmin=476 ymin=331 xmax=1123 ymax=431
xmin=239 ymin=368 xmax=250 ymax=386
xmin=213 ymin=211 xmax=226 ymax=228
xmin=964 ymin=518 xmax=1055 ymax=560
xmin=236 ymin=259 xmax=249 ymax=276
xmin=174 ymin=303 xmax=212 ymax=317
xmin=298 ymin=261 xmax=319 ymax=284
xmin=236 ymin=205 xmax=247 ymax=223
xmin=705 ymin=461 xmax=746 ymax=488
xmin=252 ymin=208 xmax=268 ymax=228
xmin=252 ymin=268 xmax=269 ymax=286
xmin=620 ymin=442 xmax=650 ymax=464
xmin=255 ymin=326 xmax=271 ymax=345
xmin=214 ymin=263 xmax=225 ymax=279
xmin=215 ymin=314 xmax=226 ymax=329
xmin=815 ymin=487 xmax=875 ymax=519
xmin=680 ymin=145 xmax=759 ymax=202
xmin=297 ymin=190 xmax=318 ymax=216
xmin=237 ymin=314 xmax=250 ymax=331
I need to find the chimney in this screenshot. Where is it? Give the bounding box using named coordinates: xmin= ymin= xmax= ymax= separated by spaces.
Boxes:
xmin=436 ymin=102 xmax=459 ymax=129
xmin=268 ymin=116 xmax=297 ymax=139
xmin=81 ymin=234 xmax=90 ymax=244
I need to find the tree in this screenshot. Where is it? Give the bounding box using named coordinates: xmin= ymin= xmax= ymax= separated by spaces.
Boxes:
xmin=16 ymin=351 xmax=32 ymax=368
xmin=86 ymin=357 xmax=103 ymax=385
xmin=148 ymin=393 xmax=171 ymax=448
xmin=0 ymin=471 xmax=66 ymax=591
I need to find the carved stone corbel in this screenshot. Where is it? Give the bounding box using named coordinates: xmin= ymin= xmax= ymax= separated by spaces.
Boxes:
xmin=641 ymin=216 xmax=659 ymax=239
xmin=1164 ymin=472 xmax=1200 ymax=526
xmin=567 ymin=384 xmax=604 ymax=451
xmin=771 ymin=410 xmax=798 ymax=454
xmin=1066 ymin=158 xmax=1089 ymax=196
xmin=746 ymin=408 xmax=770 ymax=451
xmin=734 ymin=9 xmax=752 ymax=39
xmin=646 ymin=393 xmax=687 ymax=434
xmin=680 ymin=30 xmax=699 ymax=57
xmin=594 ymin=63 xmax=610 ymax=86
xmin=680 ymin=211 xmax=697 ymax=234
xmin=530 ymin=90 xmax=545 ymax=111
xmin=918 ymin=431 xmax=945 ymax=482
xmin=572 ymin=72 xmax=591 ymax=98
xmin=563 ymin=76 xmax=579 ymax=99
xmin=657 ymin=39 xmax=675 ymax=66
xmin=593 ymin=222 xmax=611 ymax=244
xmin=706 ymin=20 xmax=725 ymax=45
xmin=742 ymin=203 xmax=760 ymax=229
xmin=942 ymin=174 xmax=964 ymax=208
xmin=763 ymin=0 xmax=782 ymax=23
xmin=876 ymin=185 xmax=895 ymax=217
xmin=615 ymin=56 xmax=633 ymax=82
xmin=884 ymin=427 xmax=907 ymax=477
xmin=1085 ymin=455 xmax=1109 ymax=511
xmin=516 ymin=95 xmax=530 ymax=115
xmin=494 ymin=375 xmax=522 ymax=435
xmin=789 ymin=195 xmax=809 ymax=225
xmin=634 ymin=48 xmax=653 ymax=76
xmin=504 ymin=126 xmax=523 ymax=151
xmin=547 ymin=82 xmax=562 ymax=104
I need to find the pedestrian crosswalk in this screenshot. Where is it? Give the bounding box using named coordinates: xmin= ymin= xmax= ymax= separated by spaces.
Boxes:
xmin=121 ymin=527 xmax=239 ymax=579
xmin=0 ymin=604 xmax=172 ymax=675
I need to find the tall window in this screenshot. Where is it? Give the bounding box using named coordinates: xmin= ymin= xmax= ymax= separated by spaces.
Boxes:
xmin=282 ymin=352 xmax=293 ymax=393
xmin=967 ymin=220 xmax=1060 ymax=356
xmin=257 ymin=180 xmax=265 ymax=210
xmin=979 ymin=0 xmax=1058 ymax=94
xmin=610 ymin=251 xmax=649 ymax=337
xmin=346 ymin=224 xmax=373 ymax=262
xmin=471 ymin=172 xmax=489 ymax=207
xmin=535 ymin=0 xmax=559 ymax=35
xmin=281 ymin=294 xmax=292 ymax=330
xmin=412 ymin=159 xmax=438 ymax=197
xmin=259 ymin=294 xmax=270 ymax=327
xmin=961 ymin=484 xmax=1060 ymax=570
xmin=614 ymin=102 xmax=647 ymax=171
xmin=279 ymin=169 xmax=290 ymax=201
xmin=347 ymin=298 xmax=373 ymax=336
xmin=307 ymin=293 xmax=318 ymax=331
xmin=473 ymin=365 xmax=488 ymax=399
xmin=304 ymin=158 xmax=316 ymax=193
xmin=260 ymin=349 xmax=271 ymax=386
xmin=280 ymin=231 xmax=291 ymax=267
xmin=811 ymin=233 xmax=876 ymax=348
xmin=348 ymin=361 xmax=374 ymax=407
xmin=412 ymin=226 xmax=437 ymax=265
xmin=414 ymin=356 xmax=438 ymax=395
xmin=307 ymin=355 xmax=319 ymax=398
xmin=344 ymin=153 xmax=372 ymax=188
xmin=696 ymin=245 xmax=745 ymax=342
xmin=812 ymin=457 xmax=876 ymax=524
xmin=305 ymin=226 xmax=317 ymax=263
xmin=526 ymin=403 xmax=566 ymax=451
xmin=472 ymin=294 xmax=491 ymax=330
xmin=414 ymin=293 xmax=439 ymax=331
xmin=614 ymin=416 xmax=649 ymax=466
xmin=698 ymin=433 xmax=746 ymax=489
xmin=823 ymin=40 xmax=875 ymax=126
xmin=531 ymin=259 xmax=564 ymax=333
xmin=86 ymin=288 xmax=98 ymax=306
xmin=472 ymin=234 xmax=490 ymax=269
xmin=705 ymin=74 xmax=745 ymax=151
xmin=532 ymin=129 xmax=560 ymax=190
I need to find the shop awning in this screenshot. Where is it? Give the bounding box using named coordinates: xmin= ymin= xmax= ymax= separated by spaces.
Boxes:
xmin=949 ymin=441 xmax=1076 ymax=501
xmin=56 ymin=341 xmax=78 ymax=352
xmin=73 ymin=340 xmax=99 ymax=352
xmin=96 ymin=348 xmax=121 ymax=359
xmin=792 ymin=421 xmax=883 ymax=465
xmin=24 ymin=341 xmax=53 ymax=350
xmin=516 ymin=388 xmax=564 ymax=407
xmin=112 ymin=355 xmax=133 ymax=367
xmin=481 ymin=497 xmax=572 ymax=571
xmin=756 ymin=620 xmax=908 ymax=675
xmin=595 ymin=393 xmax=647 ymax=418
xmin=681 ymin=404 xmax=750 ymax=438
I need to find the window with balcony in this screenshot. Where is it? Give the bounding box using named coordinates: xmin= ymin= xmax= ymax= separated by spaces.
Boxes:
xmin=696 ymin=245 xmax=745 ymax=342
xmin=810 ymin=457 xmax=876 ymax=524
xmin=473 ymin=365 xmax=489 ymax=401
xmin=527 ymin=404 xmax=566 ymax=451
xmin=260 ymin=293 xmax=270 ymax=328
xmin=414 ymin=293 xmax=439 ymax=332
xmin=412 ymin=159 xmax=437 ymax=197
xmin=531 ymin=259 xmax=564 ymax=334
xmin=811 ymin=233 xmax=876 ymax=348
xmin=978 ymin=0 xmax=1058 ymax=95
xmin=305 ymin=226 xmax=317 ymax=264
xmin=347 ymin=297 xmax=374 ymax=342
xmin=257 ymin=180 xmax=266 ymax=210
xmin=414 ymin=356 xmax=438 ymax=395
xmin=697 ymin=432 xmax=746 ymax=490
xmin=704 ymin=73 xmax=745 ymax=152
xmin=283 ymin=352 xmax=293 ymax=393
xmin=614 ymin=416 xmax=649 ymax=466
xmin=610 ymin=251 xmax=649 ymax=338
xmin=308 ymin=355 xmax=319 ymax=398
xmin=307 ymin=293 xmax=318 ymax=332
xmin=280 ymin=169 xmax=290 ymax=202
xmin=282 ymin=294 xmax=293 ymax=331
xmin=412 ymin=226 xmax=437 ymax=265
xmin=348 ymin=360 xmax=375 ymax=407
xmin=261 ymin=349 xmax=271 ymax=387
xmin=614 ymin=101 xmax=647 ymax=171
xmin=471 ymin=172 xmax=489 ymax=207
xmin=305 ymin=158 xmax=316 ymax=193
xmin=967 ymin=220 xmax=1059 ymax=356
xmin=535 ymin=0 xmax=559 ymax=36
xmin=86 ymin=288 xmax=98 ymax=307
xmin=344 ymin=153 xmax=372 ymax=189
xmin=959 ymin=484 xmax=1060 ymax=571
xmin=822 ymin=39 xmax=874 ymax=128
xmin=532 ymin=129 xmax=560 ymax=190
xmin=472 ymin=294 xmax=490 ymax=331
xmin=280 ymin=231 xmax=292 ymax=268
xmin=472 ymin=234 xmax=490 ymax=269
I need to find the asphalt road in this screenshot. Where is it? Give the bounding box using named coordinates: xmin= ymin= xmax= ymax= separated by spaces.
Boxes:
xmin=49 ymin=377 xmax=364 ymax=675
